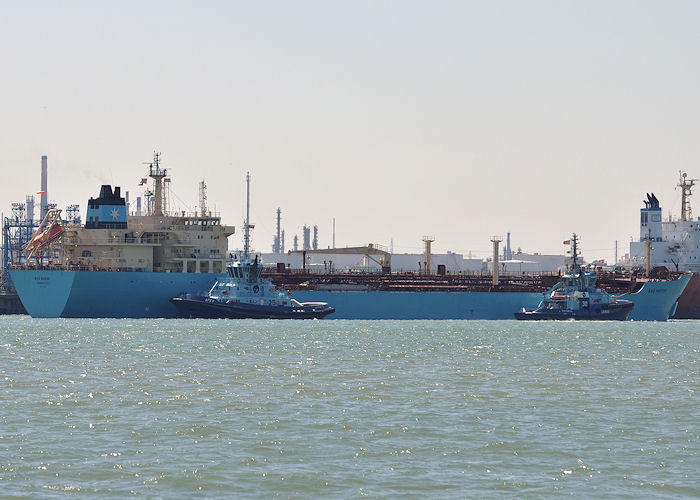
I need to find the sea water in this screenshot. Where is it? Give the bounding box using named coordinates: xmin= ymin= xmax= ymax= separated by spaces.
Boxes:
xmin=0 ymin=318 xmax=697 ymax=498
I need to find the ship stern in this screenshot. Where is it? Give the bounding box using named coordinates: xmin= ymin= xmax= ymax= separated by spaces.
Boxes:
xmin=9 ymin=269 xmax=76 ymax=318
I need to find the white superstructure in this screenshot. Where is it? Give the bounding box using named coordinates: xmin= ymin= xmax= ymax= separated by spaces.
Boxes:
xmin=628 ymin=172 xmax=700 ymax=272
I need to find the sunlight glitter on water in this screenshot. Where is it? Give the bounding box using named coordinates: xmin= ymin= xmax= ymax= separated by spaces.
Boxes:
xmin=0 ymin=318 xmax=697 ymax=498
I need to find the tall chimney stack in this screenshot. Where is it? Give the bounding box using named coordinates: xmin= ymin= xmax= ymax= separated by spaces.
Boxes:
xmin=26 ymin=195 xmax=35 ymax=223
xmin=40 ymin=156 xmax=48 ymax=220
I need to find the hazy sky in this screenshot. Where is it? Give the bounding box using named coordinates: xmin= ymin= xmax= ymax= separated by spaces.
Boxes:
xmin=2 ymin=1 xmax=699 ymax=262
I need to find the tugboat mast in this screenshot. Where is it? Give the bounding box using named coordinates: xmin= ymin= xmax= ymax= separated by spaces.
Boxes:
xmin=570 ymin=233 xmax=580 ymax=272
xmin=243 ymin=172 xmax=252 ymax=258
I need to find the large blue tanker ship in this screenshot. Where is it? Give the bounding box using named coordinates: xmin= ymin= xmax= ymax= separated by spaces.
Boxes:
xmin=6 ymin=157 xmax=692 ymax=321
xmin=9 ymin=266 xmax=689 ymax=320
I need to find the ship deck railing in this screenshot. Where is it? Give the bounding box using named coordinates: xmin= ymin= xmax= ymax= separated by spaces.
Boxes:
xmin=9 ymin=263 xmax=227 ymax=274
xmin=63 ymin=233 xmax=167 ymax=245
xmin=265 ymin=268 xmax=562 ymax=278
xmin=262 ymin=269 xmax=561 ymax=291
xmin=261 ymin=268 xmax=679 ymax=294
xmin=9 ymin=264 xmax=150 ymax=272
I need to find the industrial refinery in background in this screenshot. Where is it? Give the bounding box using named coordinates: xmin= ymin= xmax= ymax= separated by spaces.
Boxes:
xmin=2 ymin=156 xmax=81 ymax=274
xmin=270 ymin=207 xmax=322 ymax=254
xmin=260 ymin=207 xmax=569 ymax=275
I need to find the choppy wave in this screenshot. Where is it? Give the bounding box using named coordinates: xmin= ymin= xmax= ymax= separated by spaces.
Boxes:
xmin=1 ymin=318 xmax=697 ymax=498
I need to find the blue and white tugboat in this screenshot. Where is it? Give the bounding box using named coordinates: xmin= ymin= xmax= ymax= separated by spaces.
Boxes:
xmin=170 ymin=173 xmax=335 ymax=319
xmin=514 ymin=234 xmax=634 ymax=321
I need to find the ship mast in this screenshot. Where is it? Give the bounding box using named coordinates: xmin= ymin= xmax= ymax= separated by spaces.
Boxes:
xmin=148 ymin=152 xmax=167 ymax=216
xmin=679 ymin=171 xmax=697 ymax=222
xmin=243 ymin=172 xmax=252 ymax=258
xmin=570 ymin=233 xmax=580 ymax=272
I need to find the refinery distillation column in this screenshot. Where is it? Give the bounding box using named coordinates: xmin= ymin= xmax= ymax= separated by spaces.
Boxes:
xmin=274 ymin=208 xmax=282 ymax=253
xmin=40 ymin=156 xmax=48 ymax=221
xmin=491 ymin=236 xmax=502 ymax=285
xmin=423 ymin=236 xmax=434 ymax=275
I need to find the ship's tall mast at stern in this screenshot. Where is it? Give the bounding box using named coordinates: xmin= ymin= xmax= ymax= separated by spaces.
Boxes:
xmin=679 ymin=171 xmax=697 ymax=222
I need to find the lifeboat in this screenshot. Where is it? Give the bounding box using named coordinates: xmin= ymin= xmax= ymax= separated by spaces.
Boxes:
xmin=23 ymin=209 xmax=65 ymax=259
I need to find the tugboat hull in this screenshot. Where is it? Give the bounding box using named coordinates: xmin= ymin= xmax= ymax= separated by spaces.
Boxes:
xmin=171 ymin=294 xmax=335 ymax=319
xmin=514 ymin=301 xmax=634 ymax=321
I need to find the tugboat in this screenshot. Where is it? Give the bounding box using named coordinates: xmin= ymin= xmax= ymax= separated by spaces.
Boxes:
xmin=170 ymin=173 xmax=335 ymax=319
xmin=514 ymin=234 xmax=634 ymax=321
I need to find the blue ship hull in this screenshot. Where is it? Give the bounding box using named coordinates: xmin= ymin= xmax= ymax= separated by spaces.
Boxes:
xmin=8 ymin=270 xmax=690 ymax=321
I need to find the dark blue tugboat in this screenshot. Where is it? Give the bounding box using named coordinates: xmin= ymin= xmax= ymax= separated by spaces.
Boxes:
xmin=171 ymin=173 xmax=335 ymax=319
xmin=515 ymin=234 xmax=634 ymax=321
